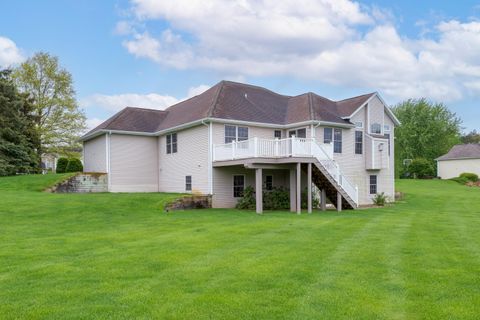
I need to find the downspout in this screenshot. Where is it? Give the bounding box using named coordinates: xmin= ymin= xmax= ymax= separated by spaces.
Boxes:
xmin=202 ymin=120 xmax=213 ymax=195
xmin=106 ymin=131 xmax=112 ymax=191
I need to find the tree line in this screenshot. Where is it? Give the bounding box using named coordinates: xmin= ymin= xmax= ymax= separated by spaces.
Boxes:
xmin=392 ymin=99 xmax=477 ymax=178
xmin=0 ymin=53 xmax=85 ymax=176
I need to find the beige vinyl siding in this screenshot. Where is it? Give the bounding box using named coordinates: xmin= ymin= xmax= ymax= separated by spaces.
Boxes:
xmin=314 ymin=103 xmax=395 ymax=205
xmin=110 ymin=134 xmax=159 ymax=192
xmin=368 ymin=96 xmax=385 ymax=134
xmin=158 ymin=125 xmax=209 ymax=194
xmin=83 ymin=134 xmax=106 ymax=173
xmin=437 ymin=158 xmax=480 ymax=179
xmin=212 ymin=166 xmax=290 ymax=208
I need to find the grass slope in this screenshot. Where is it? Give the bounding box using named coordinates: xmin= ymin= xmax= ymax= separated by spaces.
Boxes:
xmin=0 ymin=175 xmax=479 ymax=319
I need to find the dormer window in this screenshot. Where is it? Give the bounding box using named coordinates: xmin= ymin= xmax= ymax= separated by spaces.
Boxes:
xmin=371 ymin=123 xmax=382 ymax=134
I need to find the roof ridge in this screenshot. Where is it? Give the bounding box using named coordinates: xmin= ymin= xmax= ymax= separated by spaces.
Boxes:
xmin=221 ymin=80 xmax=292 ymax=98
xmin=124 ymin=106 xmax=167 ymax=112
xmin=336 ymin=92 xmax=376 ymax=103
xmin=307 ymin=92 xmax=314 ymax=121
xmin=207 ymin=81 xmax=225 ymax=118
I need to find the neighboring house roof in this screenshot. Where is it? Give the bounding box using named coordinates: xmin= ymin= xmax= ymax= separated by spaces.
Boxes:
xmin=82 ymin=80 xmax=391 ymax=140
xmin=436 ymin=144 xmax=480 ymax=161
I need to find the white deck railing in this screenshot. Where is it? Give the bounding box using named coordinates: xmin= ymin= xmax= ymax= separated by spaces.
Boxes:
xmin=213 ymin=137 xmax=358 ymax=205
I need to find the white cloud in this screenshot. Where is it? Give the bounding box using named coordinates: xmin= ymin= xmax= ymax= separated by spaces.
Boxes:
xmin=82 ymin=84 xmax=211 ymax=128
xmin=0 ymin=36 xmax=24 ymax=68
xmin=118 ymin=0 xmax=480 ymax=102
xmin=86 ymin=118 xmax=105 ymax=130
xmin=81 ymin=84 xmax=211 ymax=113
xmin=80 ymin=92 xmax=178 ymax=112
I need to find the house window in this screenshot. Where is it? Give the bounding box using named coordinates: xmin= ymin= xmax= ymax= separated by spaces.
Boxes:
xmin=185 ymin=175 xmax=192 ymax=191
xmin=166 ymin=133 xmax=177 ymax=154
xmin=274 ymin=130 xmax=282 ymax=139
xmin=324 ymin=128 xmax=333 ymax=143
xmin=265 ymin=175 xmax=273 ymax=190
xmin=333 ymin=128 xmax=342 ymax=153
xmin=355 ymin=121 xmax=363 ymax=129
xmin=233 ymin=175 xmax=245 ymax=198
xmin=225 ymin=125 xmax=248 ymax=143
xmin=355 ymin=131 xmax=363 ymax=154
xmin=384 ymin=124 xmax=391 ymax=132
xmin=288 ymin=128 xmax=306 ymax=138
xmin=371 ymin=123 xmax=382 ymax=134
xmin=385 ymin=133 xmax=391 ymax=156
xmin=369 ymin=175 xmax=377 ymax=194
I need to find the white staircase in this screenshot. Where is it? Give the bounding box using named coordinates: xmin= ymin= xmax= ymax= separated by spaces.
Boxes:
xmin=213 ymin=137 xmax=359 ymax=208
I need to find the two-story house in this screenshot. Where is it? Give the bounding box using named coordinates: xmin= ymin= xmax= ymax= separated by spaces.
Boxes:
xmin=81 ymin=81 xmax=400 ymax=213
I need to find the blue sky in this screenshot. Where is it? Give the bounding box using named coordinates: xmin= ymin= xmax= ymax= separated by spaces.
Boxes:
xmin=0 ymin=0 xmax=479 ymax=132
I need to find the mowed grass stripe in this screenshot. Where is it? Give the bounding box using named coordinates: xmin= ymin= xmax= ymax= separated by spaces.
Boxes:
xmin=0 ymin=175 xmax=479 ymax=319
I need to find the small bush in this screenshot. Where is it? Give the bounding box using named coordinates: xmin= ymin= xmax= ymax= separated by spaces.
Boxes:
xmin=235 ymin=186 xmax=256 ymax=210
xmin=263 ymin=187 xmax=290 ymax=210
xmin=408 ymin=158 xmax=435 ymax=179
xmin=459 ymin=172 xmax=479 ymax=182
xmin=56 ymin=157 xmax=69 ymax=173
xmin=65 ymin=158 xmax=83 ymax=173
xmin=372 ymin=192 xmax=388 ymax=206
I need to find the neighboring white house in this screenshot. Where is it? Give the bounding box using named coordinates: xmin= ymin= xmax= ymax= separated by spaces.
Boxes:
xmin=41 ymin=153 xmax=58 ymax=173
xmin=436 ymin=144 xmax=480 ymax=179
xmin=80 ymin=81 xmax=400 ymax=213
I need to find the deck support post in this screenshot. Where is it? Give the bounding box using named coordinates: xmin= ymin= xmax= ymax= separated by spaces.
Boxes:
xmin=289 ymin=168 xmax=296 ymax=212
xmin=321 ymin=189 xmax=326 ymax=211
xmin=307 ymin=163 xmax=312 ymax=214
xmin=255 ymin=168 xmax=263 ymax=214
xmin=337 ymin=192 xmax=342 ymax=212
xmin=296 ymin=163 xmax=301 ymax=214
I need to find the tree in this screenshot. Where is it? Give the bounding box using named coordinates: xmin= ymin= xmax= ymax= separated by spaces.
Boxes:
xmin=461 ymin=130 xmax=480 ymax=144
xmin=392 ymin=99 xmax=462 ymax=177
xmin=0 ymin=69 xmax=39 ymax=175
xmin=12 ymin=52 xmax=86 ymax=163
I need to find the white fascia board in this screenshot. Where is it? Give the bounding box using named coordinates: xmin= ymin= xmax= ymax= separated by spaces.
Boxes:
xmin=342 ymin=92 xmax=401 ymax=126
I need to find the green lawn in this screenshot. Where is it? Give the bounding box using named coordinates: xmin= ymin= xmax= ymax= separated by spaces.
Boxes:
xmin=0 ymin=175 xmax=479 ymax=319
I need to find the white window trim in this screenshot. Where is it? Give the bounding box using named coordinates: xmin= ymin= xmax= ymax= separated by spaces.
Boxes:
xmin=185 ymin=175 xmax=192 ymax=192
xmin=225 ymin=124 xmax=249 ymax=143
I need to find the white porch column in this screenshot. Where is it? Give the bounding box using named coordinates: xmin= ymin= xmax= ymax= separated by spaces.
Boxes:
xmin=307 ymin=163 xmax=312 ymax=214
xmin=255 ymin=168 xmax=263 ymax=214
xmin=296 ymin=162 xmax=301 ymax=214
xmin=289 ymin=168 xmax=296 ymax=212
xmin=337 ymin=192 xmax=342 ymax=212
xmin=321 ymin=189 xmax=326 ymax=211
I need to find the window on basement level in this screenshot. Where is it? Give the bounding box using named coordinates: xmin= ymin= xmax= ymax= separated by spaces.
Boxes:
xmin=166 ymin=133 xmax=177 ymax=154
xmin=185 ymin=175 xmax=192 ymax=191
xmin=233 ymin=175 xmax=245 ymax=198
xmin=369 ymin=175 xmax=377 ymax=194
xmin=333 ymin=128 xmax=342 ymax=153
xmin=371 ymin=123 xmax=382 ymax=134
xmin=265 ymin=175 xmax=273 ymax=190
xmin=355 ymin=131 xmax=363 ymax=154
xmin=274 ymin=130 xmax=282 ymax=139
xmin=324 ymin=127 xmax=333 ymax=143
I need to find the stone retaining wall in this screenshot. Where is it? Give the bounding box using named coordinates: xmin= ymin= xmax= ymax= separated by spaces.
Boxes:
xmin=50 ymin=173 xmax=108 ymax=193
xmin=164 ymin=195 xmax=212 ymax=212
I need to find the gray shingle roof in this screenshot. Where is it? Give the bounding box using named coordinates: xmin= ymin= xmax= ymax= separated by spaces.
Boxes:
xmin=83 ymin=81 xmax=378 ymax=139
xmin=436 ymin=144 xmax=480 ymax=161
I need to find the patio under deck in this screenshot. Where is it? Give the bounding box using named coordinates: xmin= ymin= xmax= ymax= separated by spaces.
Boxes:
xmin=213 ymin=157 xmax=331 ymax=214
